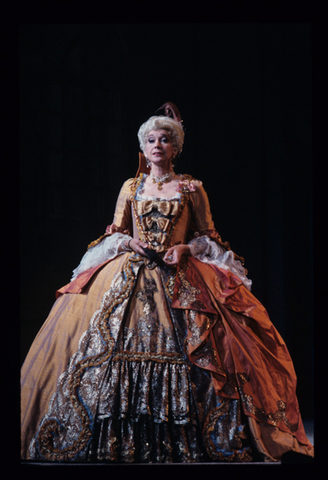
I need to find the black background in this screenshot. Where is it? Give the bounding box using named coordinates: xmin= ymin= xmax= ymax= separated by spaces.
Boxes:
xmin=19 ymin=23 xmax=313 ymax=419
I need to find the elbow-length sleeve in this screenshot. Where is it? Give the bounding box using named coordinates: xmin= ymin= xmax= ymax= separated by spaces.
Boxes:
xmin=112 ymin=179 xmax=134 ymax=232
xmin=188 ymin=180 xmax=252 ymax=290
xmin=70 ymin=179 xmax=134 ymax=280
xmin=188 ymin=180 xmax=216 ymax=233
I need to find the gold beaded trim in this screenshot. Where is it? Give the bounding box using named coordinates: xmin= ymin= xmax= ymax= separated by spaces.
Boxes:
xmin=36 ymin=254 xmax=142 ymax=461
xmin=112 ymin=350 xmax=185 ymax=364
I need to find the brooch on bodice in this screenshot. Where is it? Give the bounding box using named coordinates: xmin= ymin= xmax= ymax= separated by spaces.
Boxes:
xmin=176 ymin=179 xmax=196 ymax=193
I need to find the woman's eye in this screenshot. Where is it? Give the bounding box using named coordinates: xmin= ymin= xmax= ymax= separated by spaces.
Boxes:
xmin=147 ymin=135 xmax=170 ymax=144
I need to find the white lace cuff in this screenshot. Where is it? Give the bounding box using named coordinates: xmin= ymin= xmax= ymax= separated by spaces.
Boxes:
xmin=71 ymin=233 xmax=131 ymax=281
xmin=189 ymin=235 xmax=252 ymax=291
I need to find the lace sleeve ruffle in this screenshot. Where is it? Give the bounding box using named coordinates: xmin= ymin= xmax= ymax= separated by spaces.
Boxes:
xmin=71 ymin=232 xmax=131 ymax=281
xmin=188 ymin=235 xmax=252 ymax=291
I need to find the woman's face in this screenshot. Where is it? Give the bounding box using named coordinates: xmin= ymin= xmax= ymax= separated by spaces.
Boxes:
xmin=144 ymin=129 xmax=175 ymax=168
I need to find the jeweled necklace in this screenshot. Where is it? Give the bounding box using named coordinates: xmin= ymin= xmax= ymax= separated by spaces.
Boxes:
xmin=150 ymin=170 xmax=175 ymax=190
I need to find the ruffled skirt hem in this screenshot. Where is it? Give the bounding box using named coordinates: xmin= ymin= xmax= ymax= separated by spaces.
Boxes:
xmin=87 ymin=414 xmax=208 ymax=463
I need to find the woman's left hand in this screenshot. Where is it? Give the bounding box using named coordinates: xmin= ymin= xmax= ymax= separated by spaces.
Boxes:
xmin=163 ymin=244 xmax=191 ymax=265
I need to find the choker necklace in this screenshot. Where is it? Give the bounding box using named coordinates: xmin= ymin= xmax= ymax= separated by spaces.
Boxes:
xmin=150 ymin=171 xmax=175 ymax=190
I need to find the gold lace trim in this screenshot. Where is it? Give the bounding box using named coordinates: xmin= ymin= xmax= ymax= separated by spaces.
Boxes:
xmin=240 ymin=388 xmax=299 ymax=432
xmin=112 ymin=350 xmax=186 ymax=364
xmin=36 ymin=255 xmax=142 ymax=461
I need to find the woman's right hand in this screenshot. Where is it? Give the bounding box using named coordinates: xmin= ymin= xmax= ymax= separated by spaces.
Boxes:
xmin=127 ymin=238 xmax=149 ymax=256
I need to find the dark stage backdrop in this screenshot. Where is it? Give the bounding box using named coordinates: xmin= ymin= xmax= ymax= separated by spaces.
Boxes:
xmin=19 ymin=23 xmax=313 ymax=418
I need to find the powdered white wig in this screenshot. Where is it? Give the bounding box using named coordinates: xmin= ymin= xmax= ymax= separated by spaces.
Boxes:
xmin=137 ymin=115 xmax=185 ymax=157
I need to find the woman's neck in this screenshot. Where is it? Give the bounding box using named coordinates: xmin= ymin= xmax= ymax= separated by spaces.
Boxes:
xmin=150 ymin=164 xmax=174 ymax=178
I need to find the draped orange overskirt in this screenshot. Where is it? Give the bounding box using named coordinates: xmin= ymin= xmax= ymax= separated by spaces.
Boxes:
xmin=172 ymin=256 xmax=311 ymax=449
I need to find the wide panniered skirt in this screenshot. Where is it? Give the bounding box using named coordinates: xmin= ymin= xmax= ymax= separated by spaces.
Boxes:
xmin=21 ymin=252 xmax=313 ymax=462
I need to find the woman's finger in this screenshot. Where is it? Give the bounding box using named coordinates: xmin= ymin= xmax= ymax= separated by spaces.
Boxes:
xmin=164 ymin=248 xmax=179 ymax=264
xmin=164 ymin=247 xmax=174 ymax=261
xmin=130 ymin=239 xmax=148 ymax=255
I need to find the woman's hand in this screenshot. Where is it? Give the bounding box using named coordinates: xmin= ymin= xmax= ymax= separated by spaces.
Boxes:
xmin=126 ymin=238 xmax=149 ymax=256
xmin=163 ymin=244 xmax=191 ymax=265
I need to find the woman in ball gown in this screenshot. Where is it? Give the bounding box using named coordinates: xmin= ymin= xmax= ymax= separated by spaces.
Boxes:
xmin=21 ymin=102 xmax=314 ymax=463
